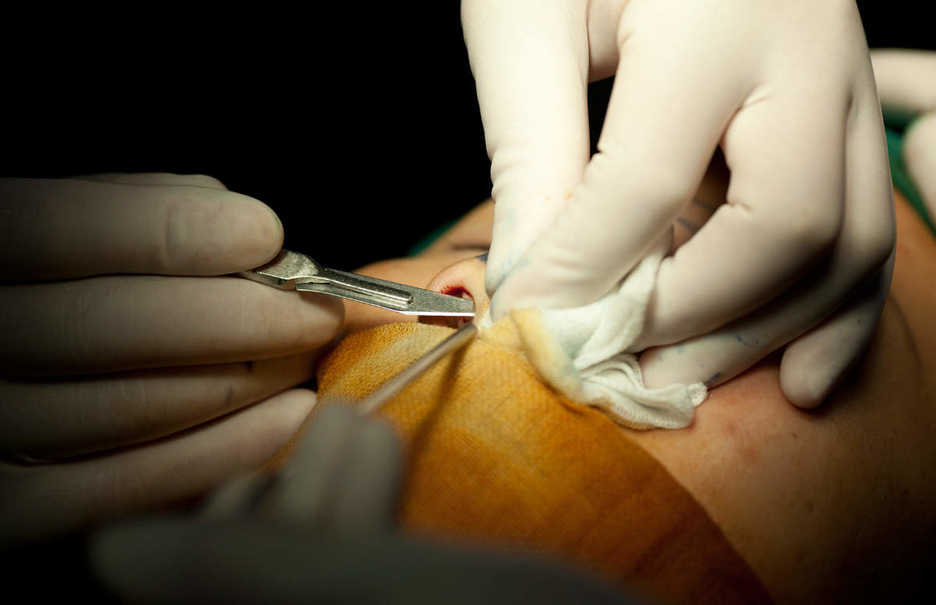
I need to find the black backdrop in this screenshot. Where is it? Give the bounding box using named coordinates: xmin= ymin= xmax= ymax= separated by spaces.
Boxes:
xmin=3 ymin=2 xmax=930 ymax=271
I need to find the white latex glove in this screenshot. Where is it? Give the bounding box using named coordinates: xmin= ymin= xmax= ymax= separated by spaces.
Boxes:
xmin=0 ymin=174 xmax=343 ymax=544
xmin=872 ymin=49 xmax=936 ymax=219
xmin=464 ymin=0 xmax=896 ymax=407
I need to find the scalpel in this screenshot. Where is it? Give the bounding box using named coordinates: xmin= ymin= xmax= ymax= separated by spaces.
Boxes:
xmin=240 ymin=250 xmax=474 ymax=318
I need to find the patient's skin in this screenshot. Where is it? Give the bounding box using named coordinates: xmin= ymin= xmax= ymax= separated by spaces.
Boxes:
xmin=342 ymin=184 xmax=935 ymax=602
xmin=632 ymin=195 xmax=936 ymax=603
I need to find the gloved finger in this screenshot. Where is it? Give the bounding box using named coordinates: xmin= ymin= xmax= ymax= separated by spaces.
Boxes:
xmin=257 ymin=403 xmax=402 ymax=534
xmin=489 ymin=2 xmax=747 ymax=317
xmin=0 ymin=353 xmax=321 ymax=460
xmin=779 ymin=81 xmax=898 ymax=407
xmin=323 ymin=412 xmax=402 ymax=534
xmin=90 ymin=520 xmax=630 ymax=605
xmin=255 ymin=402 xmax=356 ymax=525
xmin=0 ymin=276 xmax=343 ymax=377
xmin=640 ymin=255 xmax=890 ymax=391
xmin=641 ymin=89 xmax=895 ymax=391
xmin=75 ymin=172 xmax=228 ymax=190
xmin=780 ymin=256 xmax=893 ymax=408
xmin=870 ymin=49 xmax=936 ymax=114
xmin=637 ymin=84 xmax=852 ymax=346
xmin=903 ymin=113 xmax=936 ymax=217
xmin=461 ymin=0 xmax=590 ymax=292
xmin=0 ymin=177 xmax=281 ymax=281
xmin=199 ymin=472 xmax=274 ymax=520
xmin=870 ymin=49 xmax=936 ymax=218
xmin=0 ymin=388 xmax=316 ymax=545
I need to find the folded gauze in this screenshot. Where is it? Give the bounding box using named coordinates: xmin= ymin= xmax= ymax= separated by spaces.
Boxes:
xmin=480 ymin=234 xmax=707 ymax=429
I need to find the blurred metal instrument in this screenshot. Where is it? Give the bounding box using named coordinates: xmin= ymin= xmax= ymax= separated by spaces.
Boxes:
xmin=240 ymin=250 xmax=474 ymax=318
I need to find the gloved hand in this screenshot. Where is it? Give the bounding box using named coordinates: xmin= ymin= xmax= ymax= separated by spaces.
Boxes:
xmin=0 ymin=173 xmax=343 ymax=544
xmin=872 ymin=49 xmax=936 ymax=219
xmin=463 ymin=0 xmax=896 ymax=407
xmin=88 ymin=403 xmax=634 ymax=604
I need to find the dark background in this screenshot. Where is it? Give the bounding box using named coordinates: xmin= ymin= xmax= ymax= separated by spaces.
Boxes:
xmin=2 ymin=2 xmax=931 ymax=271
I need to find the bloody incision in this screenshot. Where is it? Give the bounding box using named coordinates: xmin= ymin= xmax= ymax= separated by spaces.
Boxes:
xmin=441 ymin=285 xmax=472 ymax=300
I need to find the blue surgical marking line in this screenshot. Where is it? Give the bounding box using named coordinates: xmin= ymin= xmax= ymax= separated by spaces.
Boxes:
xmin=735 ymin=334 xmax=762 ymax=348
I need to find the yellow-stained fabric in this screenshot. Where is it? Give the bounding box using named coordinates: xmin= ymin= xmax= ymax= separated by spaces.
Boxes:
xmin=299 ymin=321 xmax=771 ymax=604
xmin=279 ymin=323 xmax=770 ymax=603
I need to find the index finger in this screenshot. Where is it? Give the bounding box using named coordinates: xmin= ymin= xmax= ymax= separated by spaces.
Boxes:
xmin=462 ymin=0 xmax=591 ymax=293
xmin=0 ymin=177 xmax=283 ymax=281
xmin=870 ymin=49 xmax=936 ymax=115
xmin=257 ymin=403 xmax=402 ymax=534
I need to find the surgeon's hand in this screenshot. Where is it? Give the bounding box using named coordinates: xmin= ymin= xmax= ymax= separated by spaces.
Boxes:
xmin=88 ymin=403 xmax=633 ymax=604
xmin=872 ymin=49 xmax=936 ymax=220
xmin=0 ymin=174 xmax=343 ymax=545
xmin=465 ymin=0 xmax=896 ymax=407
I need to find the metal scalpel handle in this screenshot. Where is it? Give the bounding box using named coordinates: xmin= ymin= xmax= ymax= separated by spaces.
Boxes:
xmin=238 ymin=250 xmax=324 ymax=289
xmin=240 ymin=250 xmax=474 ymax=317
